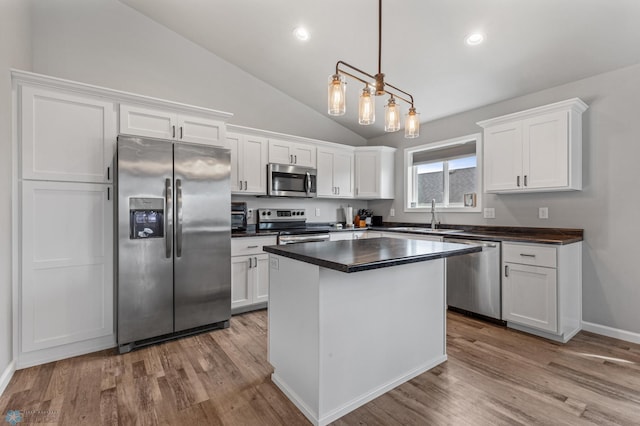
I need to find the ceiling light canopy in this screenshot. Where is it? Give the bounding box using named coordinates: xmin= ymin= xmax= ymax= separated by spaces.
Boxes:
xmin=465 ymin=32 xmax=485 ymax=46
xmin=327 ymin=0 xmax=420 ymax=138
xmin=293 ymin=26 xmax=310 ymax=41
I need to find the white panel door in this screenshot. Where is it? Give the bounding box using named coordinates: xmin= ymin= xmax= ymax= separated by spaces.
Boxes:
xmin=254 ymin=254 xmax=270 ymax=304
xmin=483 ymin=122 xmax=523 ymax=192
xmin=21 ymin=181 xmax=113 ymax=352
xmin=241 ymin=135 xmax=268 ymax=194
xmin=355 ymin=151 xmax=379 ymax=198
xmin=231 ymin=255 xmax=253 ymax=309
xmin=333 ymin=150 xmax=354 ymax=198
xmin=268 ymin=139 xmax=294 ymax=165
xmin=291 ymin=143 xmax=316 ymax=168
xmin=523 ymin=111 xmax=569 ymax=190
xmin=316 ymin=149 xmax=335 ymax=197
xmin=503 ymin=263 xmax=558 ymax=333
xmin=119 ymin=104 xmax=176 ymax=140
xmin=21 ymin=85 xmax=116 ymax=183
xmin=227 ymin=133 xmax=241 ymax=192
xmin=177 ymin=114 xmax=226 ymax=147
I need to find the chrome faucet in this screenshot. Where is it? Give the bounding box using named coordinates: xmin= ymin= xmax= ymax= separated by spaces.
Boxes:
xmin=430 ymin=199 xmax=437 ymax=229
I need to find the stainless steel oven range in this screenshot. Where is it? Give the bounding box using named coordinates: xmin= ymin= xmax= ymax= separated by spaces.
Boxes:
xmin=256 ymin=208 xmax=330 ymax=244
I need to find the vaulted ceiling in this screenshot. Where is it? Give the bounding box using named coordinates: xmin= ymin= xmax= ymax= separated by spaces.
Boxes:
xmin=119 ymin=0 xmax=640 ymax=139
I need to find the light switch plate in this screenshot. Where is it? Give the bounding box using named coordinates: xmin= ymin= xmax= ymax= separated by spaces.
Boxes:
xmin=539 ymin=207 xmax=549 ymax=219
xmin=315 ymin=208 xmax=321 ymax=217
xmin=390 ymin=208 xmax=395 ymax=217
xmin=483 ymin=208 xmax=495 ymax=219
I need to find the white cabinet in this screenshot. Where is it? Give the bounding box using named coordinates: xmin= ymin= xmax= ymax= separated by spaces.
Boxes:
xmin=120 ymin=104 xmax=227 ymax=147
xmin=231 ymin=236 xmax=277 ymax=313
xmin=502 ymin=242 xmax=582 ymax=342
xmin=317 ymin=147 xmax=354 ymax=198
xmin=228 ymin=132 xmax=268 ymax=194
xmin=268 ymin=139 xmax=316 ymax=168
xmin=478 ymin=98 xmax=588 ymax=193
xmin=21 ymin=181 xmax=113 ymax=353
xmin=354 ymin=147 xmax=395 ymax=199
xmin=20 ymin=85 xmax=117 ymax=183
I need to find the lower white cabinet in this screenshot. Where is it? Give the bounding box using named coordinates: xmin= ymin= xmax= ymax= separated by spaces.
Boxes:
xmin=20 ymin=181 xmax=114 ymax=363
xmin=502 ymin=242 xmax=582 ymax=342
xmin=231 ymin=236 xmax=277 ymax=313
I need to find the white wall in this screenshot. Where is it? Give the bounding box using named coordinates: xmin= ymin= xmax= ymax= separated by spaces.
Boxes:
xmin=0 ymin=0 xmax=32 ymax=385
xmin=369 ymin=63 xmax=640 ymax=336
xmin=30 ymin=0 xmax=365 ymax=146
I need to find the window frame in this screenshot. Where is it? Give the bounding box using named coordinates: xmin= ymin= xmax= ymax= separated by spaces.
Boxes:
xmin=404 ymin=133 xmax=483 ymax=213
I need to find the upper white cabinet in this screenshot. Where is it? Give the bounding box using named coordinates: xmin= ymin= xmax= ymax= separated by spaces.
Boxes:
xmin=502 ymin=241 xmax=582 ymax=342
xmin=120 ymin=104 xmax=227 ymax=147
xmin=317 ymin=147 xmax=354 ymax=198
xmin=478 ymin=98 xmax=588 ymax=193
xmin=354 ymin=147 xmax=395 ymax=199
xmin=268 ymin=139 xmax=316 ymax=168
xmin=20 ymin=85 xmax=117 ymax=183
xmin=228 ymin=132 xmax=268 ymax=194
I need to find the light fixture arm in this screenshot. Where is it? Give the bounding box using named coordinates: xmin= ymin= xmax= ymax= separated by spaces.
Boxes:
xmin=335 ymin=61 xmax=414 ymax=107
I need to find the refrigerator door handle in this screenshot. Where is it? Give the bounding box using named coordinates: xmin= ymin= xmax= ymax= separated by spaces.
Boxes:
xmin=165 ymin=178 xmax=173 ymax=258
xmin=176 ymin=178 xmax=183 ymax=258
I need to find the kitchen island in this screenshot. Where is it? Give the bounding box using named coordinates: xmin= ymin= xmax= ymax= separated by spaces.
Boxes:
xmin=263 ymin=237 xmax=480 ymax=426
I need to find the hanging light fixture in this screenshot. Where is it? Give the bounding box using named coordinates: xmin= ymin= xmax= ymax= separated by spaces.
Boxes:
xmin=327 ymin=0 xmax=420 ymax=138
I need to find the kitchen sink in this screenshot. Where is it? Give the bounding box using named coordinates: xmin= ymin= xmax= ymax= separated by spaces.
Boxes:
xmin=386 ymin=227 xmax=464 ymax=234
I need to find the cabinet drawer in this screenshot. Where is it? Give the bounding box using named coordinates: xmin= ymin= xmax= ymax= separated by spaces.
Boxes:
xmin=231 ymin=236 xmax=277 ymax=256
xmin=503 ymin=243 xmax=556 ymax=268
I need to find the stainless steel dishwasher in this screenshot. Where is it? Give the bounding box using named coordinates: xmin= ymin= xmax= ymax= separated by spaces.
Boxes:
xmin=443 ymin=238 xmax=502 ymax=321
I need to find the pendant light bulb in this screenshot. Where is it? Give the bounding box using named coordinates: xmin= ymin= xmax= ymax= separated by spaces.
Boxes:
xmin=404 ymin=107 xmax=420 ymax=138
xmin=328 ymin=74 xmax=346 ymax=116
xmin=358 ymin=86 xmax=375 ymax=125
xmin=384 ymin=97 xmax=400 ymax=132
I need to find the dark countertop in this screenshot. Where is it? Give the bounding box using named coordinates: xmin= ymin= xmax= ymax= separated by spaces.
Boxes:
xmin=370 ymin=225 xmax=583 ymax=245
xmin=263 ymin=237 xmax=482 ymax=273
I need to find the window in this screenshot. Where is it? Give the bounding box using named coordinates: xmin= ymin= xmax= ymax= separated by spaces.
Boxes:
xmin=404 ymin=133 xmax=482 ymax=212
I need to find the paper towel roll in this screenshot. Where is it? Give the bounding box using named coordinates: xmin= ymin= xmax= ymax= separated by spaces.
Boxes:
xmin=343 ymin=206 xmax=353 ymax=224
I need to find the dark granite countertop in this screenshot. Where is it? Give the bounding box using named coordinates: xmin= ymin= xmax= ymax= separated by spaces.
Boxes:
xmin=370 ymin=225 xmax=583 ymax=245
xmin=263 ymin=237 xmax=481 ymax=273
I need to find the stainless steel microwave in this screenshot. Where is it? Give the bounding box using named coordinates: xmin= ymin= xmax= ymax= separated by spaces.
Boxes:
xmin=267 ymin=163 xmax=317 ymax=198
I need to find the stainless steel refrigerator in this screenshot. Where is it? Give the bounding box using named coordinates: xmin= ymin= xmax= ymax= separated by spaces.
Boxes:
xmin=116 ymin=135 xmax=231 ymax=353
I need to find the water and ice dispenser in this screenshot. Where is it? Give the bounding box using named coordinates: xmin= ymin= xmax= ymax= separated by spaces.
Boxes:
xmin=129 ymin=198 xmax=164 ymax=239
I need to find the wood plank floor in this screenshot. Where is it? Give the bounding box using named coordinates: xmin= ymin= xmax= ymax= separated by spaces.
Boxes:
xmin=2 ymin=310 xmax=639 ymax=425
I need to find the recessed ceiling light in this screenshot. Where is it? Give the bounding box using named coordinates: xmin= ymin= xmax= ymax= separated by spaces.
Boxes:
xmin=293 ymin=27 xmax=310 ymax=41
xmin=465 ymin=33 xmax=485 ymax=46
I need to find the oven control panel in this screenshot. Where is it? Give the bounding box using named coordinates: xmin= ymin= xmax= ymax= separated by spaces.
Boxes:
xmin=257 ymin=208 xmax=306 ymax=222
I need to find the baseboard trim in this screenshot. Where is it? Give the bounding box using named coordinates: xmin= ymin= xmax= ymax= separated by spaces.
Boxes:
xmin=0 ymin=360 xmax=16 ymax=397
xmin=582 ymin=321 xmax=640 ymax=345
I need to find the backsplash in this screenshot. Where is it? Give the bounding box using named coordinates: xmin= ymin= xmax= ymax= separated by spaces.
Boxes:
xmin=231 ymin=195 xmax=369 ymax=224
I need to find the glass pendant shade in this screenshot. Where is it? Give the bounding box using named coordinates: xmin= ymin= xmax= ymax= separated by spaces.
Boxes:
xmin=384 ymin=97 xmax=400 ymax=132
xmin=328 ymin=74 xmax=346 ymax=116
xmin=404 ymin=107 xmax=420 ymax=138
xmin=358 ymin=87 xmax=375 ymax=125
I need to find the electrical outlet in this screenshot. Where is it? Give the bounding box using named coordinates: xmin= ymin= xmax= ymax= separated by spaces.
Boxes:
xmin=539 ymin=207 xmax=549 ymax=219
xmin=247 ymin=208 xmax=253 ymax=219
xmin=390 ymin=208 xmax=395 ymax=217
xmin=483 ymin=208 xmax=495 ymax=219
xmin=315 ymin=208 xmax=321 ymax=217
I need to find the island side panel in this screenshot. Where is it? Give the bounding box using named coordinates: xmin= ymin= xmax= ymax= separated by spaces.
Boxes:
xmin=317 ymin=259 xmax=447 ymax=423
xmin=268 ymin=254 xmax=321 ymax=420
